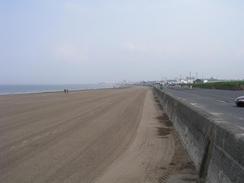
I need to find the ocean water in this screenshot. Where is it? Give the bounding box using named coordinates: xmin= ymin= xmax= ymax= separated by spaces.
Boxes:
xmin=0 ymin=84 xmax=114 ymax=95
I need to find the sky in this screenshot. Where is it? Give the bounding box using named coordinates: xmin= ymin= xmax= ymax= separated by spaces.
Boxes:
xmin=0 ymin=0 xmax=244 ymax=84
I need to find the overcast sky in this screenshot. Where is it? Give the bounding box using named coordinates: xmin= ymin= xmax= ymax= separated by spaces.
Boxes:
xmin=1 ymin=0 xmax=244 ymax=84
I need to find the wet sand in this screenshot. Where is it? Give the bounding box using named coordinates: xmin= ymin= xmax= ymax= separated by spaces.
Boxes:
xmin=0 ymin=87 xmax=197 ymax=183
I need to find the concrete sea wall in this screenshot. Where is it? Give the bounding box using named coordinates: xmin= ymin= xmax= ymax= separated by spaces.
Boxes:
xmin=153 ymin=87 xmax=244 ymax=183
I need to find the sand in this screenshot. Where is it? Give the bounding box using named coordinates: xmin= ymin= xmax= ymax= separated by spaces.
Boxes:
xmin=0 ymin=87 xmax=197 ymax=183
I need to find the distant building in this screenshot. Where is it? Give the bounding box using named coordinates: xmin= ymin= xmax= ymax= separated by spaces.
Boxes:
xmin=203 ymin=80 xmax=208 ymax=83
xmin=194 ymin=79 xmax=204 ymax=84
xmin=179 ymin=79 xmax=188 ymax=84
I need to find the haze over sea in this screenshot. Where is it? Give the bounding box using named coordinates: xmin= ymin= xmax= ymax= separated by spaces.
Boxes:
xmin=0 ymin=84 xmax=113 ymax=95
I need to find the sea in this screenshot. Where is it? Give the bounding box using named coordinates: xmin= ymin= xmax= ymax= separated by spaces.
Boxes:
xmin=0 ymin=84 xmax=114 ymax=95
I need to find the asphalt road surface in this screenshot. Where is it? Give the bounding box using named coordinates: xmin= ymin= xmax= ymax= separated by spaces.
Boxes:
xmin=0 ymin=87 xmax=197 ymax=183
xmin=165 ymin=88 xmax=244 ymax=128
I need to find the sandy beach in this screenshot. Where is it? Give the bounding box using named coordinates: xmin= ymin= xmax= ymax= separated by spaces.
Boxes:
xmin=0 ymin=87 xmax=197 ymax=183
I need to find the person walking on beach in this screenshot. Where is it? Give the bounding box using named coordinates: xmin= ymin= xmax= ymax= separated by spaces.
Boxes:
xmin=64 ymin=89 xmax=69 ymax=94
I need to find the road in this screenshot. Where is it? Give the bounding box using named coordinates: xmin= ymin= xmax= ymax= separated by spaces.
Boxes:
xmin=0 ymin=87 xmax=196 ymax=183
xmin=165 ymin=88 xmax=244 ymax=128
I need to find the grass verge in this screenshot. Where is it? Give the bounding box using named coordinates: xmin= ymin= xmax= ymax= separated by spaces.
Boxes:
xmin=193 ymin=81 xmax=244 ymax=90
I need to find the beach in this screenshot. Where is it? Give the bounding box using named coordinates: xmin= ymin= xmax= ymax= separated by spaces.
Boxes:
xmin=0 ymin=87 xmax=196 ymax=183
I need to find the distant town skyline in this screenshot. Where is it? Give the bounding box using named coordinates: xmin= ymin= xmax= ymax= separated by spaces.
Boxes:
xmin=1 ymin=0 xmax=244 ymax=84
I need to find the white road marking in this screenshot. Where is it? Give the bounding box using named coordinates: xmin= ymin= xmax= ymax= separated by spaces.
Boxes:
xmin=190 ymin=103 xmax=198 ymax=106
xmin=216 ymin=100 xmax=226 ymax=103
xmin=210 ymin=112 xmax=223 ymax=117
xmin=235 ymin=133 xmax=244 ymax=139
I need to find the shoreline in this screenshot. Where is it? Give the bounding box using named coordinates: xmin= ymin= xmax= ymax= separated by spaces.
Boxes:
xmin=0 ymin=83 xmax=119 ymax=96
xmin=0 ymin=86 xmax=119 ymax=97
